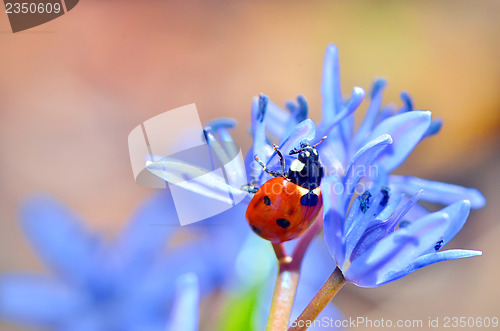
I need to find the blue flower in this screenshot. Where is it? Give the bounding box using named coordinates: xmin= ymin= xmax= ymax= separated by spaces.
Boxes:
xmin=146 ymin=44 xmax=485 ymax=290
xmin=322 ymin=174 xmax=482 ymax=287
xmin=0 ymin=191 xmax=246 ymax=330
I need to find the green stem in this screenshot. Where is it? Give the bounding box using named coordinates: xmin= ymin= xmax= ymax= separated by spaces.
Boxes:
xmin=288 ymin=267 xmax=346 ymax=331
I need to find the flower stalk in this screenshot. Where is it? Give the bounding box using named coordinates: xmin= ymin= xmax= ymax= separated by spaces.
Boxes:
xmin=288 ymin=267 xmax=345 ymax=331
xmin=266 ymin=216 xmax=324 ymax=331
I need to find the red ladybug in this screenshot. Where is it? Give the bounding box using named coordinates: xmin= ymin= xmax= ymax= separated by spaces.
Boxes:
xmin=244 ymin=138 xmax=326 ymax=243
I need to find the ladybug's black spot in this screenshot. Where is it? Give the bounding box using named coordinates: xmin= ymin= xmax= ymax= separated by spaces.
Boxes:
xmin=276 ymin=218 xmax=291 ymax=229
xmin=300 ymin=191 xmax=319 ymax=207
xmin=251 ymin=225 xmax=262 ymax=235
xmin=263 ymin=196 xmax=271 ymax=205
xmin=359 ymin=191 xmax=372 ymax=213
xmin=434 ymin=239 xmax=444 ymax=251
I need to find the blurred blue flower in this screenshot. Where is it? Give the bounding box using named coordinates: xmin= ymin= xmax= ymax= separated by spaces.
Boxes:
xmin=0 ymin=191 xmax=247 ymax=330
xmin=165 ymin=273 xmax=200 ymax=331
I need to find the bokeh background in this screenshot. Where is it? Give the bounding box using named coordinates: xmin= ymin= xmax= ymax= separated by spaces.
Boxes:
xmin=1 ymin=1 xmax=499 ymax=330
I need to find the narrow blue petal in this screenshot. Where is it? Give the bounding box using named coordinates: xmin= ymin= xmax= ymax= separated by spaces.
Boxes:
xmin=349 ymin=190 xmax=423 ymax=262
xmin=345 ymin=209 xmax=450 ymax=287
xmin=344 ymin=190 xmax=387 ymax=264
xmin=266 ymin=100 xmax=292 ymax=139
xmin=19 ymin=195 xmax=101 ymax=286
xmin=401 ymin=201 xmax=430 ymax=222
xmin=318 ymin=87 xmax=365 ymax=139
xmin=422 ymin=200 xmax=471 ymax=255
xmin=0 ymin=274 xmax=83 ymax=327
xmin=354 ymin=79 xmax=387 ymax=147
xmin=286 ymin=95 xmax=309 ymax=122
xmin=342 ymin=134 xmax=393 ymax=206
xmin=369 ymin=111 xmax=431 ymax=172
xmin=166 ymin=273 xmax=200 ymax=331
xmin=398 ymin=91 xmax=413 ymax=113
xmin=389 ymin=175 xmax=486 ymax=209
xmin=377 ymin=249 xmax=482 ymax=286
xmin=264 ymin=119 xmax=316 ymax=176
xmin=252 ymin=94 xmax=270 ymax=158
xmin=204 ymin=125 xmax=247 ymax=188
xmin=322 ymin=176 xmax=347 ymax=267
xmin=321 ymin=44 xmax=343 ymax=124
xmin=374 ymin=104 xmax=396 ymax=126
xmin=204 ymin=118 xmax=237 ymax=132
xmin=146 ymin=157 xmax=247 ymax=206
xmin=424 ymin=118 xmax=443 ymax=137
xmin=317 ymin=132 xmax=347 ymax=172
xmin=296 ymin=95 xmax=309 ymax=121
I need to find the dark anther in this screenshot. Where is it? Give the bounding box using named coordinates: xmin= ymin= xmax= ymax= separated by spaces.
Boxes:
xmin=380 ymin=187 xmax=390 ymax=207
xmin=434 ymin=239 xmax=444 ymax=251
xmin=359 ymin=191 xmax=372 ymax=213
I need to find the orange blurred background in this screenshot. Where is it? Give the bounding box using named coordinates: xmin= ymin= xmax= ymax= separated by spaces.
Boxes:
xmin=1 ymin=1 xmax=499 ymax=330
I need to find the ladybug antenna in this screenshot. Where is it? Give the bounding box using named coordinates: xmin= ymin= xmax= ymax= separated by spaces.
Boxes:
xmin=313 ymin=136 xmax=327 ymax=148
xmin=289 ymin=147 xmax=303 ymax=155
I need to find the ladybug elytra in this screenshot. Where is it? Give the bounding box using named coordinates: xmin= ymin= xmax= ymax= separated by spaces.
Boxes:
xmin=243 ymin=138 xmax=326 ymax=243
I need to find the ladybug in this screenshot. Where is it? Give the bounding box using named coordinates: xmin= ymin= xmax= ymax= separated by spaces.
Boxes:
xmin=244 ymin=137 xmax=326 ymax=243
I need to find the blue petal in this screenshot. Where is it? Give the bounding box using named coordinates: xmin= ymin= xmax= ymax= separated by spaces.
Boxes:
xmin=398 ymin=91 xmax=413 ymax=113
xmin=424 ymin=118 xmax=443 ymax=137
xmin=166 ymin=273 xmax=200 ymax=331
xmin=422 ymin=200 xmax=471 ymax=255
xmin=377 ymin=249 xmax=482 ymax=286
xmin=251 ymin=94 xmax=270 ymax=159
xmin=266 ymin=100 xmax=293 ymax=139
xmin=321 ymin=44 xmax=343 ymax=123
xmin=344 ymin=191 xmax=385 ymax=265
xmin=19 ymin=195 xmax=102 ymax=286
xmin=345 ymin=209 xmax=450 ymax=287
xmin=342 ymin=134 xmax=393 ymax=206
xmin=369 ymin=111 xmax=431 ymax=172
xmin=354 ymin=79 xmax=387 ymax=148
xmin=316 ymin=136 xmax=346 ymax=176
xmin=146 ymin=157 xmax=247 ymax=206
xmin=0 ymin=274 xmax=83 ymax=327
xmin=322 ymin=176 xmax=347 ymax=267
xmin=389 ymin=175 xmax=486 ymax=209
xmin=283 ymin=95 xmax=309 ymax=138
xmin=204 ymin=125 xmax=247 ymax=188
xmin=264 ymin=119 xmax=316 ymax=176
xmin=349 ymin=190 xmax=423 ymax=262
xmin=318 ymin=87 xmax=364 ymax=139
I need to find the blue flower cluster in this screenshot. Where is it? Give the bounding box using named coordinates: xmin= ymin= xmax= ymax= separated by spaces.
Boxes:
xmin=249 ymin=44 xmax=485 ymax=287
xmin=148 ymin=44 xmax=485 ymax=289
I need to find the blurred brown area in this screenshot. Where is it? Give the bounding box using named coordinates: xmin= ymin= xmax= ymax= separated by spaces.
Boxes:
xmin=0 ymin=1 xmax=499 ymax=330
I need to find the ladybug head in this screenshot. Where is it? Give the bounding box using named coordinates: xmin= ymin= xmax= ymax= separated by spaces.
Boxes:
xmin=289 ymin=143 xmax=319 ymax=163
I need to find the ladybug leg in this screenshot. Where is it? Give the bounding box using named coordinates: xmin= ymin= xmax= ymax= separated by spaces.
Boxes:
xmin=240 ymin=183 xmax=259 ymax=194
xmin=241 ymin=175 xmax=260 ymax=194
xmin=254 ymin=155 xmax=281 ymax=177
xmin=272 ymin=144 xmax=286 ymax=176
